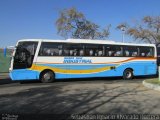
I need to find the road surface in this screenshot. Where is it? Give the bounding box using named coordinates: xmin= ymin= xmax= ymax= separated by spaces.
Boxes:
xmin=0 ymin=76 xmax=159 ymax=116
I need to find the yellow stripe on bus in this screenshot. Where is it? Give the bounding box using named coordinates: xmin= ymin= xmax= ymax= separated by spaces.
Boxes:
xmin=29 ymin=64 xmax=116 ymax=74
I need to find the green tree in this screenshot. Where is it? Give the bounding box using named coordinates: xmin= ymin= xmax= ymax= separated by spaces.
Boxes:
xmin=56 ymin=8 xmax=110 ymax=39
xmin=117 ymin=16 xmax=160 ymax=43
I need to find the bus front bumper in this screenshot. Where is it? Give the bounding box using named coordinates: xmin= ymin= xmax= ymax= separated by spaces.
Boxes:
xmin=9 ymin=69 xmax=40 ymax=81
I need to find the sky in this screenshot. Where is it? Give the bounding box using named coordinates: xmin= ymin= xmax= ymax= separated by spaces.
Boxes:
xmin=0 ymin=0 xmax=160 ymax=48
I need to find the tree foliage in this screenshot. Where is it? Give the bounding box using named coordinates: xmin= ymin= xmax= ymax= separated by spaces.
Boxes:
xmin=56 ymin=8 xmax=110 ymax=39
xmin=117 ymin=16 xmax=160 ymax=43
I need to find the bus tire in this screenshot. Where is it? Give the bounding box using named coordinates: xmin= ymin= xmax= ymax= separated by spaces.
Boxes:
xmin=40 ymin=70 xmax=55 ymax=83
xmin=123 ymin=69 xmax=133 ymax=80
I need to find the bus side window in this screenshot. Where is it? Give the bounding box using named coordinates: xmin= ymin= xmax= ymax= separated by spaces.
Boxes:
xmin=124 ymin=46 xmax=138 ymax=57
xmin=147 ymin=52 xmax=151 ymax=57
xmin=141 ymin=53 xmax=145 ymax=57
xmin=95 ymin=50 xmax=98 ymax=56
xmin=59 ymin=49 xmax=63 ymax=56
xmin=50 ymin=49 xmax=54 ymax=56
xmin=46 ymin=48 xmax=51 ymax=56
xmin=98 ymin=50 xmax=103 ymax=56
xmin=95 ymin=50 xmax=102 ymax=56
xmin=63 ymin=44 xmax=70 ymax=56
xmin=108 ymin=51 xmax=114 ymax=56
xmin=85 ymin=44 xmax=103 ymax=57
xmin=39 ymin=47 xmax=45 ymax=56
xmin=69 ymin=50 xmax=74 ymax=56
xmin=105 ymin=50 xmax=109 ymax=56
xmin=125 ymin=50 xmax=129 ymax=57
xmin=106 ymin=45 xmax=122 ymax=57
xmin=57 ymin=45 xmax=63 ymax=56
xmin=39 ymin=42 xmax=63 ymax=56
xmin=66 ymin=44 xmax=82 ymax=56
xmin=73 ymin=49 xmax=78 ymax=56
xmin=79 ymin=49 xmax=84 ymax=56
xmin=115 ymin=50 xmax=121 ymax=56
xmin=52 ymin=48 xmax=59 ymax=56
xmin=146 ymin=50 xmax=153 ymax=57
xmin=63 ymin=49 xmax=69 ymax=56
xmin=132 ymin=52 xmax=138 ymax=57
xmin=139 ymin=47 xmax=154 ymax=57
xmin=89 ymin=49 xmax=94 ymax=56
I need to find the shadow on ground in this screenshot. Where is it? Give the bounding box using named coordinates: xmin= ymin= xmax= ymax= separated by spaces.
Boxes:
xmin=0 ymin=81 xmax=153 ymax=115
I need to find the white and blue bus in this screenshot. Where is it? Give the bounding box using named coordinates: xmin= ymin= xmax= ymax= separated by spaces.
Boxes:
xmin=9 ymin=39 xmax=157 ymax=82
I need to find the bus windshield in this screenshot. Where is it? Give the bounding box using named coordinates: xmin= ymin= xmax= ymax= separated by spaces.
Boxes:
xmin=13 ymin=41 xmax=38 ymax=69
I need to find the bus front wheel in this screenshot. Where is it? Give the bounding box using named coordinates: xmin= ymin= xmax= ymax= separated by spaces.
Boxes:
xmin=40 ymin=70 xmax=55 ymax=83
xmin=123 ymin=69 xmax=133 ymax=80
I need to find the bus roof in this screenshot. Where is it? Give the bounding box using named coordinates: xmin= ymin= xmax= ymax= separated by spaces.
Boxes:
xmin=18 ymin=39 xmax=156 ymax=47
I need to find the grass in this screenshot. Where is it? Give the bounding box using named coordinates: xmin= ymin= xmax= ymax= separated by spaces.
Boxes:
xmin=145 ymin=78 xmax=160 ymax=85
xmin=0 ymin=52 xmax=11 ymax=72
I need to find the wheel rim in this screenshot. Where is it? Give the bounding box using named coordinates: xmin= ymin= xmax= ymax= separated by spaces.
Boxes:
xmin=125 ymin=71 xmax=132 ymax=79
xmin=43 ymin=72 xmax=52 ymax=81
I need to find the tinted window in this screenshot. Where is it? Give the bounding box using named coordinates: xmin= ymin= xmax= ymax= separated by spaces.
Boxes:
xmin=64 ymin=44 xmax=83 ymax=56
xmin=139 ymin=46 xmax=154 ymax=57
xmin=39 ymin=42 xmax=83 ymax=56
xmin=123 ymin=46 xmax=138 ymax=57
xmin=39 ymin=42 xmax=63 ymax=56
xmin=157 ymin=47 xmax=160 ymax=57
xmin=84 ymin=44 xmax=104 ymax=56
xmin=105 ymin=45 xmax=123 ymax=57
xmin=39 ymin=42 xmax=154 ymax=57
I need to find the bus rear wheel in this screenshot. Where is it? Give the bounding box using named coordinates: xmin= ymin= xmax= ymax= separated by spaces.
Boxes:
xmin=40 ymin=70 xmax=55 ymax=83
xmin=123 ymin=69 xmax=133 ymax=80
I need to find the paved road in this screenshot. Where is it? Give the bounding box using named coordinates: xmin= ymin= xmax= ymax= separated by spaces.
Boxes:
xmin=0 ymin=76 xmax=160 ymax=116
